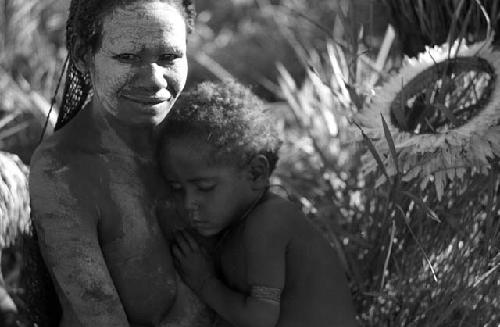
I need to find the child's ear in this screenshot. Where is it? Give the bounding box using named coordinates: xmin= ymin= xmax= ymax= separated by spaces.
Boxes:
xmin=247 ymin=154 xmax=270 ymax=190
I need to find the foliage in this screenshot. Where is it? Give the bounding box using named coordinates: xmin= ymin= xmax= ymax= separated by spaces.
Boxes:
xmin=0 ymin=151 xmax=29 ymax=326
xmin=383 ymin=0 xmax=500 ymax=55
xmin=272 ymin=0 xmax=500 ymax=326
xmin=358 ymin=38 xmax=500 ymax=200
xmin=0 ymin=152 xmax=30 ymax=248
xmin=0 ymin=0 xmax=499 ymax=326
xmin=0 ymin=0 xmax=64 ymax=163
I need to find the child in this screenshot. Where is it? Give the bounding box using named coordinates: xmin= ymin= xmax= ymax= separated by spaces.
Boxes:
xmin=158 ymin=81 xmax=358 ymax=327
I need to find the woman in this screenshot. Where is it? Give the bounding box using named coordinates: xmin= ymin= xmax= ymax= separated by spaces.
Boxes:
xmin=28 ymin=1 xmax=207 ymax=326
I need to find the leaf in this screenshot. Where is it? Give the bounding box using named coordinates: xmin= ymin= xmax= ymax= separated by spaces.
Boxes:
xmin=345 ymin=83 xmax=364 ymax=110
xmin=402 ymin=191 xmax=441 ymax=223
xmin=434 ymin=171 xmax=447 ymax=201
xmin=435 ymin=104 xmax=459 ymax=126
xmin=380 ymin=114 xmax=399 ymax=175
xmin=420 ymin=175 xmax=432 ymax=191
xmin=485 ymin=127 xmax=500 ymax=156
xmin=470 ymin=134 xmax=494 ymax=164
xmin=375 ymin=174 xmax=389 ymax=188
xmin=395 ymin=204 xmax=438 ymax=283
xmin=441 ymin=146 xmax=454 ymax=167
xmin=446 ymin=167 xmax=456 ymax=182
xmin=456 ymin=167 xmax=467 ymax=180
xmin=392 ymin=78 xmax=409 ymax=130
xmin=339 ymin=0 xmax=349 ymax=17
xmin=391 ymin=105 xmax=408 ymax=131
xmin=402 ymin=166 xmax=421 ymax=182
xmin=447 ymin=0 xmax=467 ymax=48
xmin=353 ymin=122 xmax=390 ymax=181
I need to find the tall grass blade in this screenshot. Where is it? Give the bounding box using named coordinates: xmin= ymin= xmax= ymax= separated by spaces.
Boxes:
xmin=353 ymin=121 xmax=390 ymax=181
xmin=447 ymin=0 xmax=467 ymax=53
xmin=380 ymin=114 xmax=399 ymax=176
xmin=396 ymin=204 xmax=438 ymax=283
xmin=401 ymin=191 xmax=441 ymax=223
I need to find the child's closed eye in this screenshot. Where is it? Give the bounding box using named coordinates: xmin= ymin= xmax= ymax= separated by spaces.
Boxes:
xmin=196 ymin=181 xmax=216 ymax=192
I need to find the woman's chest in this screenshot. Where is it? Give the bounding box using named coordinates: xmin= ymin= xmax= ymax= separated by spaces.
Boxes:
xmin=95 ymin=162 xmax=178 ymax=322
xmin=98 ymin=163 xmax=167 ymax=244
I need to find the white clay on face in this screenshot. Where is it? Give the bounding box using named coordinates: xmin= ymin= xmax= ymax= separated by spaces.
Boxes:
xmin=90 ymin=2 xmax=188 ymax=127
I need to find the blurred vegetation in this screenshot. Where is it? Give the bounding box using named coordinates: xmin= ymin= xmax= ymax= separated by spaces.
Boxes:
xmin=1 ymin=0 xmax=499 ymax=326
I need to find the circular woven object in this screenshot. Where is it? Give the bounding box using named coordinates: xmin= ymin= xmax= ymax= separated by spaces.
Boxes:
xmin=389 ymin=57 xmax=495 ymax=133
xmin=357 ymin=38 xmax=500 ymax=199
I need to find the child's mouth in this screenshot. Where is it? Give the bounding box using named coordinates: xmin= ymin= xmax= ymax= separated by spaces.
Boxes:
xmin=188 ymin=210 xmax=200 ymax=221
xmin=191 ymin=220 xmax=212 ymax=232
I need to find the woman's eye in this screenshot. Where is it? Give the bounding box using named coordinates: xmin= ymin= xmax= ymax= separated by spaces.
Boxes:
xmin=113 ymin=53 xmax=139 ymax=62
xmin=159 ymin=53 xmax=181 ymax=62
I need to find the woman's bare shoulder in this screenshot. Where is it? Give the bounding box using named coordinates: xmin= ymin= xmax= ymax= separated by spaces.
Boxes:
xmin=29 ymin=134 xmax=103 ymax=220
xmin=31 ymin=130 xmax=106 ymax=176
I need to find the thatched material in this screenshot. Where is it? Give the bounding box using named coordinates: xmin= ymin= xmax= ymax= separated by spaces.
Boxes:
xmin=0 ymin=152 xmax=30 ymax=248
xmin=0 ymin=151 xmax=29 ymax=325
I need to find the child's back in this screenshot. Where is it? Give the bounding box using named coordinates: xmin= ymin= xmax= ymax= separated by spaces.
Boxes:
xmin=216 ymin=192 xmax=358 ymax=327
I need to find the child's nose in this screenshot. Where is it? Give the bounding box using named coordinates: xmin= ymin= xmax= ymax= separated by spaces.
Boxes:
xmin=184 ymin=192 xmax=200 ymax=212
xmin=185 ymin=199 xmax=202 ymax=223
xmin=185 ymin=201 xmax=199 ymax=212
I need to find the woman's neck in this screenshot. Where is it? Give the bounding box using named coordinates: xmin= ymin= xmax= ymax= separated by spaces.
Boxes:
xmin=78 ymin=100 xmax=160 ymax=161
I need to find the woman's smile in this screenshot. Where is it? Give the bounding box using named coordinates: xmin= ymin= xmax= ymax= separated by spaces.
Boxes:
xmin=121 ymin=94 xmax=171 ymax=106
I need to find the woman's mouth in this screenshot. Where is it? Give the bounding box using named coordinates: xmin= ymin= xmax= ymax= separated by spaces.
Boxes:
xmin=121 ymin=94 xmax=170 ymax=105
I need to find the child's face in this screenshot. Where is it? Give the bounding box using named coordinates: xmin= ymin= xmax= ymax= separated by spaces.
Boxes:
xmin=160 ymin=138 xmax=258 ymax=237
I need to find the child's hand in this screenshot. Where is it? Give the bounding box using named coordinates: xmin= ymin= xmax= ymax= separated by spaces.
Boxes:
xmin=171 ymin=230 xmax=216 ymax=294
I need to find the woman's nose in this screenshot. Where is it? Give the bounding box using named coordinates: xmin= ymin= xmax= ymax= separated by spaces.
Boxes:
xmin=135 ymin=63 xmax=168 ymax=92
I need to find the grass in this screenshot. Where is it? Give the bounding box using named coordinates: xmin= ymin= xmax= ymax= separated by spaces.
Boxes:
xmin=0 ymin=0 xmax=499 ymax=326
xmin=0 ymin=0 xmax=65 ymax=162
xmin=271 ymin=0 xmax=500 ymax=325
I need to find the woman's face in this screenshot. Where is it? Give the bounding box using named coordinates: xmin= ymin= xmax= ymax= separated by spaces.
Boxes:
xmin=89 ymin=2 xmax=188 ymax=127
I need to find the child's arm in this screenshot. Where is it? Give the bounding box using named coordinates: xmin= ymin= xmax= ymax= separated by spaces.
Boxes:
xmin=172 ymin=210 xmax=288 ymax=327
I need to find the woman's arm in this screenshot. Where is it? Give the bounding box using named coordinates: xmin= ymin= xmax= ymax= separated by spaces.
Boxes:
xmin=160 ymin=274 xmax=213 ymax=327
xmin=30 ymin=162 xmax=130 ymax=327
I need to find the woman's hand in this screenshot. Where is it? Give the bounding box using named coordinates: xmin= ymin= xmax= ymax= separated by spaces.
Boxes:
xmin=171 ymin=230 xmax=216 ymax=294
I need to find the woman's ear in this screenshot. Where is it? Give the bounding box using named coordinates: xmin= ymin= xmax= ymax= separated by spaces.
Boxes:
xmin=71 ymin=38 xmax=92 ymax=73
xmin=247 ymin=154 xmax=270 ymax=190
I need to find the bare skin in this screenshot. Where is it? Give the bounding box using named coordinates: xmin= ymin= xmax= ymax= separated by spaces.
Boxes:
xmin=162 ymin=141 xmax=358 ymax=327
xmin=174 ymin=194 xmax=359 ymax=327
xmin=30 ymin=104 xmax=206 ymax=327
xmin=29 ymin=2 xmax=208 ymax=326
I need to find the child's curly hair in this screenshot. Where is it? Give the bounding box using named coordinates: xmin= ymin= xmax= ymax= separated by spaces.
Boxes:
xmin=160 ymin=80 xmax=282 ymax=173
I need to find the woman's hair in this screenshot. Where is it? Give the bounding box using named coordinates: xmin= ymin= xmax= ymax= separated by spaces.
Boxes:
xmin=160 ymin=80 xmax=282 ymax=173
xmin=54 ymin=0 xmax=196 ymax=131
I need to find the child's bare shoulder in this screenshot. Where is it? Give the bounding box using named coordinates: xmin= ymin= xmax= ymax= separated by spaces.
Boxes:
xmin=244 ymin=193 xmax=303 ymax=243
